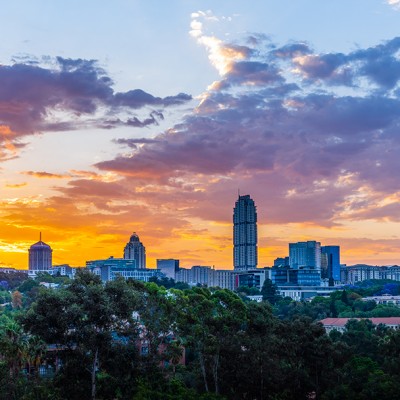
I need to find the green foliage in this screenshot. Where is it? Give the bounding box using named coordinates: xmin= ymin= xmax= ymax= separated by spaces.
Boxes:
xmin=2 ymin=274 xmax=400 ymax=399
xmin=149 ymin=276 xmax=191 ymax=290
xmin=17 ymin=279 xmax=40 ymax=294
xmin=22 ymin=270 xmax=140 ymax=400
xmin=0 ymin=271 xmax=28 ymax=290
xmin=261 ymin=279 xmax=281 ymax=305
xmin=236 ymin=286 xmax=261 ymax=296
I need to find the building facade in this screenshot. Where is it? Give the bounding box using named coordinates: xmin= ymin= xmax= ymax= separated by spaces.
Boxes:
xmin=320 ymin=317 xmax=400 ymax=333
xmin=86 ymin=257 xmax=161 ymax=283
xmin=28 ymin=234 xmax=52 ymax=273
xmin=289 ymin=241 xmax=321 ymax=270
xmin=123 ymin=232 xmax=146 ymax=268
xmin=50 ymin=264 xmax=78 ymax=279
xmin=321 ymin=246 xmax=341 ymax=284
xmin=341 ymin=265 xmax=400 ymax=284
xmin=236 ymin=268 xmax=271 ymax=290
xmin=156 ymin=259 xmax=180 ymax=280
xmin=175 ymin=266 xmax=236 ymax=290
xmin=233 ymin=194 xmax=258 ymax=271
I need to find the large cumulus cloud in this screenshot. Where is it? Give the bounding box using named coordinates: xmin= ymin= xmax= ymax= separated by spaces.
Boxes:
xmin=95 ymin=15 xmax=400 ymax=227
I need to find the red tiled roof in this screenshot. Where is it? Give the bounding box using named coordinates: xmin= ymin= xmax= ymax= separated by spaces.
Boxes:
xmin=320 ymin=317 xmax=400 ymax=327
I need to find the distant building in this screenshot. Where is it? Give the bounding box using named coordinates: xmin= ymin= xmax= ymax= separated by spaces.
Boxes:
xmin=123 ymin=232 xmax=146 ymax=268
xmin=191 ymin=266 xmax=212 ymax=286
xmin=278 ymin=285 xmax=341 ymax=301
xmin=361 ymin=295 xmax=400 ymax=307
xmin=86 ymin=257 xmax=161 ymax=283
xmin=211 ymin=270 xmax=236 ymax=290
xmin=320 ymin=317 xmax=400 ymax=333
xmin=157 ymin=259 xmax=179 ymax=280
xmin=271 ymin=267 xmax=321 ymax=287
xmin=321 ymin=246 xmax=340 ymax=284
xmin=233 ymin=194 xmax=258 ymax=271
xmin=50 ymin=264 xmax=78 ymax=279
xmin=236 ymin=268 xmax=271 ymax=290
xmin=341 ymin=265 xmax=400 ymax=284
xmin=28 ymin=233 xmax=52 ymax=274
xmin=273 ymin=257 xmax=290 ymax=267
xmin=0 ymin=268 xmax=18 ymax=274
xmin=289 ymin=241 xmax=321 ymax=270
xmin=175 ymin=266 xmax=235 ymax=290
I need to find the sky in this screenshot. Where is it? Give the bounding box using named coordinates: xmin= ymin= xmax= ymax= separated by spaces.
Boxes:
xmin=1 ymin=0 xmax=400 ymax=269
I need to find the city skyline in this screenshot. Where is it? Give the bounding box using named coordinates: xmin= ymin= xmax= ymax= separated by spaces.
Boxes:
xmin=1 ymin=1 xmax=400 ymax=269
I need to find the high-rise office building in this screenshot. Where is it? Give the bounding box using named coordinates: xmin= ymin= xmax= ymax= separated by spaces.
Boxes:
xmin=123 ymin=232 xmax=146 ymax=268
xmin=289 ymin=241 xmax=321 ymax=270
xmin=29 ymin=233 xmax=52 ymax=272
xmin=157 ymin=259 xmax=180 ymax=280
xmin=321 ymin=246 xmax=340 ymax=284
xmin=233 ymin=194 xmax=258 ymax=270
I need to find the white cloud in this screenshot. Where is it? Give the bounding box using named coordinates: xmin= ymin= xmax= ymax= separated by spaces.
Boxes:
xmin=387 ymin=0 xmax=400 ymax=9
xmin=190 ymin=11 xmax=246 ymax=75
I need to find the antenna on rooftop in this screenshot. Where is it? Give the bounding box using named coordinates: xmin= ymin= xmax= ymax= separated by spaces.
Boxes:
xmin=40 ymin=232 xmax=42 ymax=241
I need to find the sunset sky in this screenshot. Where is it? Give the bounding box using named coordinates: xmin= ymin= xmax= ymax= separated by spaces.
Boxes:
xmin=1 ymin=0 xmax=400 ymax=269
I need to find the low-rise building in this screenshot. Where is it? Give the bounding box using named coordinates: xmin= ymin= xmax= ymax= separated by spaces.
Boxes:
xmin=319 ymin=317 xmax=400 ymax=333
xmin=86 ymin=257 xmax=162 ymax=283
xmin=277 ymin=285 xmax=342 ymax=301
xmin=235 ymin=268 xmax=271 ymax=290
xmin=157 ymin=259 xmax=179 ymax=280
xmin=341 ymin=265 xmax=400 ymax=284
xmin=361 ymin=294 xmax=400 ymax=307
xmin=175 ymin=266 xmax=236 ymax=290
xmin=50 ymin=264 xmax=78 ymax=279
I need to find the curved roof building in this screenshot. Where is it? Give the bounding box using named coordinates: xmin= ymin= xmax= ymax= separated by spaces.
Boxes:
xmin=29 ymin=233 xmax=52 ymax=271
xmin=123 ymin=232 xmax=146 ymax=269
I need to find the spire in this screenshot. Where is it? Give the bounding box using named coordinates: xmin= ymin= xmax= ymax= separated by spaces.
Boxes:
xmin=40 ymin=231 xmax=42 ymax=242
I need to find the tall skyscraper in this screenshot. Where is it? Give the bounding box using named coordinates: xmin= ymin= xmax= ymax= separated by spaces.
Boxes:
xmin=289 ymin=241 xmax=321 ymax=270
xmin=321 ymin=246 xmax=341 ymax=284
xmin=233 ymin=194 xmax=258 ymax=271
xmin=123 ymin=232 xmax=146 ymax=268
xmin=29 ymin=233 xmax=52 ymax=272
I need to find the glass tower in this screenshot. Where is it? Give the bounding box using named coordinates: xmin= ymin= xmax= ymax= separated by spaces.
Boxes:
xmin=289 ymin=241 xmax=321 ymax=270
xmin=321 ymin=245 xmax=341 ymax=284
xmin=233 ymin=195 xmax=258 ymax=271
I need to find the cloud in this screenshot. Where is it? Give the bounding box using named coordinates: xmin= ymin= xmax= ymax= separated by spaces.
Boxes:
xmin=5 ymin=183 xmax=27 ymax=188
xmin=190 ymin=11 xmax=252 ymax=75
xmin=4 ymin=15 xmax=400 ymax=268
xmin=0 ymin=57 xmax=192 ymax=161
xmin=113 ymin=90 xmax=191 ymax=109
xmin=95 ymin=27 xmax=400 ymax=229
xmin=22 ymin=171 xmax=71 ymax=179
xmin=387 ymin=0 xmax=400 ymax=10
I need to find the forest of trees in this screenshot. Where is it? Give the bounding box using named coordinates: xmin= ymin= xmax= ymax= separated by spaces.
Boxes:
xmin=1 ymin=270 xmax=400 ymax=399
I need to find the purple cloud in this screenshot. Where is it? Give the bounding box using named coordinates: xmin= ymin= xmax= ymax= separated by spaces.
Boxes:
xmin=0 ymin=56 xmax=192 ymax=161
xmin=94 ymin=35 xmax=400 ymax=226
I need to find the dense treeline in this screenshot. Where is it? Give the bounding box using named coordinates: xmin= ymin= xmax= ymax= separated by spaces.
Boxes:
xmin=1 ymin=271 xmax=400 ymax=399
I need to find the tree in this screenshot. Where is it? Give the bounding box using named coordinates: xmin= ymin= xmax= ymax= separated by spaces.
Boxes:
xmin=11 ymin=291 xmax=23 ymax=310
xmin=261 ymin=279 xmax=280 ymax=305
xmin=22 ymin=270 xmax=139 ymax=400
xmin=177 ymin=288 xmax=247 ymax=396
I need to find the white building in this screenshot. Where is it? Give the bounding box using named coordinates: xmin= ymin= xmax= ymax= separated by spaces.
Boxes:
xmin=175 ymin=266 xmax=236 ymax=290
